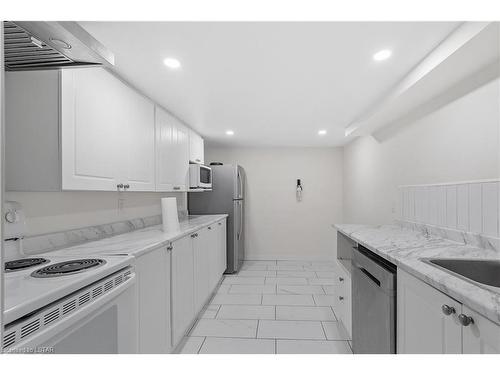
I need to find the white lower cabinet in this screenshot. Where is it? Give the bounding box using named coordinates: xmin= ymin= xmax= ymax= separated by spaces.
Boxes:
xmin=462 ymin=305 xmax=500 ymax=353
xmin=397 ymin=269 xmax=500 ymax=354
xmin=397 ymin=269 xmax=462 ymax=354
xmin=171 ymin=235 xmax=195 ymax=346
xmin=135 ymin=246 xmax=171 ymax=353
xmin=217 ymin=219 xmax=227 ymax=275
xmin=170 ymin=220 xmax=227 ymax=349
xmin=333 ymin=263 xmax=352 ymax=339
xmin=193 ymin=228 xmax=211 ymax=313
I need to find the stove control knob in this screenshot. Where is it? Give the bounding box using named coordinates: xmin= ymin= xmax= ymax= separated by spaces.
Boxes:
xmin=5 ymin=210 xmax=18 ymax=223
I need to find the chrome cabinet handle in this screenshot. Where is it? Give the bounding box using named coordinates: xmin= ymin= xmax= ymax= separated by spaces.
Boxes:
xmin=339 ymin=277 xmax=344 ymax=282
xmin=173 ymin=186 xmax=181 ymax=190
xmin=166 ymin=246 xmax=173 ymax=251
xmin=208 ymin=226 xmax=212 ymax=230
xmin=124 ymin=184 xmax=130 ymax=189
xmin=117 ymin=183 xmax=124 ymax=189
xmin=218 ymin=222 xmax=222 ymax=226
xmin=338 ymin=296 xmax=344 ymax=301
xmin=190 ymin=234 xmax=196 ymax=238
xmin=441 ymin=304 xmax=456 ymax=316
xmin=458 ymin=314 xmax=474 ymax=326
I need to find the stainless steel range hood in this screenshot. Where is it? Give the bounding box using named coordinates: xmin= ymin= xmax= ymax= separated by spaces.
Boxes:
xmin=3 ymin=21 xmax=114 ymax=71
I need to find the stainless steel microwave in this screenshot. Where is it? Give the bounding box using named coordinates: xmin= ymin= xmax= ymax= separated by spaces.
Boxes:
xmin=189 ymin=164 xmax=212 ymax=189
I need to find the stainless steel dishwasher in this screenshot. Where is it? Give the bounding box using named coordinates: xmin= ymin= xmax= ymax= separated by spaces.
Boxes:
xmin=352 ymin=245 xmax=396 ymax=354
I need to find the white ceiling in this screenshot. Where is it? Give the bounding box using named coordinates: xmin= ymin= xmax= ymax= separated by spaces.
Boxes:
xmin=80 ymin=22 xmax=460 ymax=147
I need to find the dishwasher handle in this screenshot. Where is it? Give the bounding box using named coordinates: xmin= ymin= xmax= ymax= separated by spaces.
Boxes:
xmin=354 ymin=262 xmax=381 ymax=287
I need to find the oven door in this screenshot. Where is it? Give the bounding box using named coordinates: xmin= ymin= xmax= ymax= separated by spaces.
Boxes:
xmin=9 ymin=272 xmax=138 ymax=354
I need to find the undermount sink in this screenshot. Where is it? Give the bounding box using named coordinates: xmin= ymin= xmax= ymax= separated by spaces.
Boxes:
xmin=422 ymin=258 xmax=500 ymax=290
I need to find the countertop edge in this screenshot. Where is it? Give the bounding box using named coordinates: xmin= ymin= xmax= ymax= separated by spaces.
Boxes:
xmin=334 ymin=224 xmax=500 ymax=324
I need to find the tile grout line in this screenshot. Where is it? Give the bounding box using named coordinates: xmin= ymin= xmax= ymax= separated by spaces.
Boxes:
xmin=256 ymin=319 xmax=260 ymax=339
xmin=330 ymin=306 xmax=338 ymax=321
xmin=197 ymin=337 xmax=207 ymax=354
xmin=319 ymin=321 xmax=328 ymax=340
xmin=214 ymin=304 xmax=222 ymax=319
xmin=189 ymin=334 xmax=348 ymax=342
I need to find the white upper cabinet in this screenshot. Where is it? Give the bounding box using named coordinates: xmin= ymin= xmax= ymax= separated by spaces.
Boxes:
xmin=6 ymin=68 xmax=196 ymax=193
xmin=189 ymin=129 xmax=204 ymax=165
xmin=61 ymin=68 xmax=155 ymax=191
xmin=155 ymin=106 xmax=189 ymax=192
xmin=120 ymin=81 xmax=156 ymax=191
xmin=61 ymin=68 xmax=120 ymax=190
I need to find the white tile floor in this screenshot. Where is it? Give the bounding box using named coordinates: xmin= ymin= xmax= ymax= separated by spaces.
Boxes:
xmin=177 ymin=260 xmax=352 ymax=354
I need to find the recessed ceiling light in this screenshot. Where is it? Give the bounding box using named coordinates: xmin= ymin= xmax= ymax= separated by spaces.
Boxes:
xmin=373 ymin=49 xmax=392 ymax=61
xmin=163 ymin=57 xmax=181 ymax=69
xmin=318 ymin=130 xmax=327 ymax=136
xmin=225 ymin=130 xmax=234 ymax=136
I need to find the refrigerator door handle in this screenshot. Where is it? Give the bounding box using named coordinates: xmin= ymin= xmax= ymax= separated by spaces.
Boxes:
xmin=237 ymin=169 xmax=243 ymax=199
xmin=238 ymin=201 xmax=243 ymax=241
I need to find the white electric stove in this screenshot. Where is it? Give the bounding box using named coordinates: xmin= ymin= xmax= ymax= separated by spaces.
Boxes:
xmin=2 ymin=202 xmax=138 ymax=354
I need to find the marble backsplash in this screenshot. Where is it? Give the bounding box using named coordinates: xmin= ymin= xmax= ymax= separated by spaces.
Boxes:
xmin=398 ymin=179 xmax=500 ymax=253
xmin=22 ymin=210 xmax=188 ymax=255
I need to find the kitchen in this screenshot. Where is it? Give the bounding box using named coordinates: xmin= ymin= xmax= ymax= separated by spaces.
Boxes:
xmin=0 ymin=1 xmax=500 ymax=367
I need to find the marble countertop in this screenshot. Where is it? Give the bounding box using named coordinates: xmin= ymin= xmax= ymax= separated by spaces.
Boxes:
xmin=334 ymin=224 xmax=500 ymax=324
xmin=49 ymin=214 xmax=228 ymax=258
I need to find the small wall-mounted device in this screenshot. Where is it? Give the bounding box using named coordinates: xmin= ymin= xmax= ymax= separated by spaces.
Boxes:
xmin=296 ymin=179 xmax=303 ymax=202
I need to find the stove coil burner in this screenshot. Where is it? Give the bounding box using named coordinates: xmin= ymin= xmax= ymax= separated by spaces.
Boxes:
xmin=5 ymin=258 xmax=49 ymax=272
xmin=31 ymin=259 xmax=106 ymax=278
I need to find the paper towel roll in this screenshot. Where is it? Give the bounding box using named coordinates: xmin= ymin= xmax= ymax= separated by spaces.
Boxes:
xmin=161 ymin=197 xmax=180 ymax=233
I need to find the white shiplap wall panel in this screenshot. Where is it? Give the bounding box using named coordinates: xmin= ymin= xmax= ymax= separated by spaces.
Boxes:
xmin=400 ymin=180 xmax=499 ymax=240
xmin=428 ymin=186 xmax=438 ymax=225
xmin=446 ymin=185 xmax=457 ymax=229
xmin=408 ymin=187 xmax=415 ymax=222
xmin=437 ymin=185 xmax=447 ymax=227
xmin=457 ymin=184 xmax=469 ymax=231
xmin=482 ymin=182 xmax=499 ymax=237
xmin=469 ymin=183 xmax=482 ymax=233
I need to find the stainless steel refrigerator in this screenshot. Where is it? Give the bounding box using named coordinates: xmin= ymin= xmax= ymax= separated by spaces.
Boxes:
xmin=188 ymin=164 xmax=245 ymax=273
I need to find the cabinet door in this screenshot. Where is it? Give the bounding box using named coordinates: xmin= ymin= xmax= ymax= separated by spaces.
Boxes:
xmin=121 ymin=86 xmax=155 ymax=191
xmin=189 ymin=129 xmax=204 ymax=164
xmin=462 ymin=306 xmax=500 ymax=354
xmin=397 ymin=270 xmax=462 ymax=353
xmin=334 ymin=266 xmax=351 ymax=340
xmin=136 ymin=246 xmax=171 ymax=353
xmin=155 ymin=107 xmax=189 ymax=191
xmin=61 ymin=68 xmax=121 ymax=190
xmin=206 ymin=224 xmax=220 ymax=292
xmin=218 ymin=219 xmax=227 ymax=275
xmin=171 ymin=235 xmax=195 ymax=347
xmin=174 ymin=121 xmax=190 ymax=190
xmin=193 ymin=228 xmax=210 ymax=312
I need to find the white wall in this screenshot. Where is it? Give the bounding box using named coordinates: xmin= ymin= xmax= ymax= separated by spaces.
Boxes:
xmin=5 ymin=191 xmax=186 ymax=236
xmin=204 ymin=146 xmax=343 ymax=260
xmin=343 ymin=78 xmax=500 ymax=224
